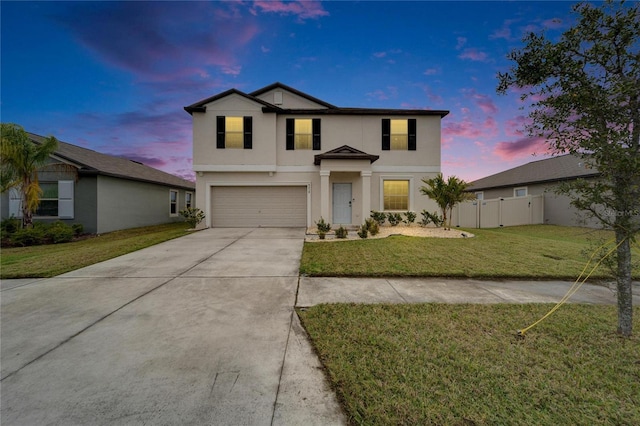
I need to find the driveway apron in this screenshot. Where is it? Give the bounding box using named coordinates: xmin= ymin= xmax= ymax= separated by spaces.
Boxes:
xmin=1 ymin=228 xmax=345 ymax=426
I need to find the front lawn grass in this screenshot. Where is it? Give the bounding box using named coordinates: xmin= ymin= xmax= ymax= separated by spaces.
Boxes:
xmin=0 ymin=222 xmax=191 ymax=278
xmin=300 ymin=225 xmax=640 ymax=279
xmin=298 ymin=303 xmax=640 ymax=425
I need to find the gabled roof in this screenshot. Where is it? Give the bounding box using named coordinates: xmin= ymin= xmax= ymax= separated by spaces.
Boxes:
xmin=185 ymin=82 xmax=449 ymax=117
xmin=467 ymin=154 xmax=599 ymax=191
xmin=184 ymin=88 xmax=279 ymax=114
xmin=29 ymin=132 xmax=195 ymax=190
xmin=250 ymin=82 xmax=337 ymax=109
xmin=314 ymin=145 xmax=380 ymax=165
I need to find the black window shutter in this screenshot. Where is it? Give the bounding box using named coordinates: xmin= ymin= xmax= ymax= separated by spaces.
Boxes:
xmin=382 ymin=119 xmax=390 ymax=150
xmin=216 ymin=116 xmax=225 ymax=149
xmin=286 ymin=118 xmax=295 ymax=150
xmin=243 ymin=116 xmax=252 ymax=149
xmin=312 ymin=118 xmax=321 ymax=150
xmin=408 ymin=119 xmax=417 ymax=151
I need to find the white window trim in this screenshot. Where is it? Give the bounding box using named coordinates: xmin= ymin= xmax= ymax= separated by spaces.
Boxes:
xmin=31 ymin=180 xmax=74 ymax=219
xmin=379 ymin=176 xmax=414 ymax=211
xmin=170 ymin=189 xmax=179 ymax=217
xmin=185 ymin=191 xmax=194 ymax=209
xmin=514 ymin=187 xmax=528 ymax=197
xmin=475 ymin=191 xmax=484 ymax=200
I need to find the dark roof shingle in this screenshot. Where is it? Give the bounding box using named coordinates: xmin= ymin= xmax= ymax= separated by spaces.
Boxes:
xmin=29 ymin=132 xmax=195 ymax=190
xmin=467 ymin=154 xmax=599 ymax=191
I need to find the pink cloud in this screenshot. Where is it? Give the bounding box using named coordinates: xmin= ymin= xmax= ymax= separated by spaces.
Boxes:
xmin=490 ymin=19 xmax=518 ymax=41
xmin=459 ymin=48 xmax=489 ymax=62
xmin=56 ymin=2 xmax=259 ymax=81
xmin=493 ymin=136 xmax=550 ymax=160
xmin=423 ymin=68 xmax=439 ymax=75
xmin=463 ymin=89 xmax=499 ymax=115
xmin=366 ymin=86 xmax=398 ymax=101
xmin=252 ymin=1 xmax=329 ymax=20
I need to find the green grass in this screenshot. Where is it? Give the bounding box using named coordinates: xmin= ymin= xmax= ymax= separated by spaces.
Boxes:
xmin=300 ymin=225 xmax=640 ymax=279
xmin=1 ymin=222 xmax=192 ymax=278
xmin=298 ymin=303 xmax=640 ymax=425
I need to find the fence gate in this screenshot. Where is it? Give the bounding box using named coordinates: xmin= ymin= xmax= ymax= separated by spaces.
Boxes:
xmin=452 ymin=195 xmax=544 ymax=228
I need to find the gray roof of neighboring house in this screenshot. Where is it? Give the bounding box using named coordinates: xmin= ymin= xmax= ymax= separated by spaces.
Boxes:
xmin=185 ymin=82 xmax=450 ymax=118
xmin=29 ymin=132 xmax=195 ymax=190
xmin=467 ymin=154 xmax=599 ymax=191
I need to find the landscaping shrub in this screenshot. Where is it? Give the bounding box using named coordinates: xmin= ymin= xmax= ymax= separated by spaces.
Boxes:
xmin=403 ymin=211 xmax=417 ymax=225
xmin=335 ymin=225 xmax=348 ymax=239
xmin=2 ymin=221 xmax=81 ymax=247
xmin=72 ymin=223 xmax=84 ymax=236
xmin=370 ymin=210 xmax=386 ymax=226
xmin=1 ymin=217 xmax=21 ymax=237
xmin=315 ymin=217 xmax=331 ymax=240
xmin=365 ymin=218 xmax=379 ymax=236
xmin=45 ymin=222 xmax=75 ymax=244
xmin=11 ymin=226 xmax=47 ymax=247
xmin=420 ymin=210 xmax=444 ymax=227
xmin=387 ymin=212 xmax=402 ymax=226
xmin=357 ymin=224 xmax=368 ymax=239
xmin=179 ymin=207 xmax=205 ymax=228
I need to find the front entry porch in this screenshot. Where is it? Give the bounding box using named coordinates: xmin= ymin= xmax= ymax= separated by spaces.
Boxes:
xmin=315 ymin=145 xmax=379 ymax=226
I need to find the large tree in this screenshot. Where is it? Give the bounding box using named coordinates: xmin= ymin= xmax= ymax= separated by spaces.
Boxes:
xmin=1 ymin=123 xmax=61 ymax=228
xmin=420 ymin=173 xmax=474 ymax=230
xmin=497 ymin=0 xmax=639 ymax=336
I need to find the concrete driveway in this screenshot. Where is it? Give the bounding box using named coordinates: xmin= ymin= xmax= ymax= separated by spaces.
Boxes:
xmin=1 ymin=228 xmax=345 ymax=426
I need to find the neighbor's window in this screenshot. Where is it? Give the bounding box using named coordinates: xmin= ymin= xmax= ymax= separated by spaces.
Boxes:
xmin=35 ymin=182 xmax=59 ymax=217
xmin=170 ymin=190 xmax=178 ymax=215
xmin=216 ymin=116 xmax=252 ymax=149
xmin=475 ymin=192 xmax=484 ymax=200
xmin=514 ymin=187 xmax=527 ymax=197
xmin=383 ymin=180 xmax=409 ymax=210
xmin=185 ymin=192 xmax=193 ymax=209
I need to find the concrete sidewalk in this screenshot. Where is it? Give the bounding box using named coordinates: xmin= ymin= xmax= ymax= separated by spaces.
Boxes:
xmin=296 ymin=277 xmax=640 ymax=307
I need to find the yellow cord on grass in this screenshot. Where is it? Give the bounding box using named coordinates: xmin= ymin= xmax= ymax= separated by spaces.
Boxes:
xmin=517 ymin=237 xmax=625 ymax=336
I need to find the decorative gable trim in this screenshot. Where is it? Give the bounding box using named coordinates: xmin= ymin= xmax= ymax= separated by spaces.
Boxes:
xmin=250 ymin=82 xmax=337 ymax=109
xmin=314 ymin=145 xmax=380 ymax=166
xmin=184 ymin=89 xmax=280 ymax=115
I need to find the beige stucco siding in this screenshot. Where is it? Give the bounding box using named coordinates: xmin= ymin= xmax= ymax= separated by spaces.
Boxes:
xmin=275 ymin=115 xmax=441 ymax=168
xmin=192 ymin=94 xmax=277 ymax=169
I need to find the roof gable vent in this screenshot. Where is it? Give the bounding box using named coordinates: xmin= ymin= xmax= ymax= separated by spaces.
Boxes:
xmin=274 ymin=91 xmax=283 ymax=105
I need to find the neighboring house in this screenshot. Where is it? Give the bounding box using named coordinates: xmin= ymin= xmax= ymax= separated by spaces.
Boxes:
xmin=1 ymin=132 xmax=196 ymax=234
xmin=184 ymin=82 xmax=448 ymax=228
xmin=466 ymin=154 xmax=600 ymax=227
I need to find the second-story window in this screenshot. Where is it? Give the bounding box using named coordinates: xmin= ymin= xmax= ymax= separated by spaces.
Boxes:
xmin=216 ymin=116 xmax=253 ymax=149
xmin=286 ymin=118 xmax=321 ymax=150
xmin=382 ymin=118 xmax=416 ymax=151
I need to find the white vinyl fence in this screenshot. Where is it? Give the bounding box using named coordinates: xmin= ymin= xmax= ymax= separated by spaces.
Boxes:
xmin=452 ymin=195 xmax=544 ymax=228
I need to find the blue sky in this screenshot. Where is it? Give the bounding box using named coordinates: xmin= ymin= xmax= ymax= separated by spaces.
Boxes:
xmin=2 ymin=1 xmax=578 ymax=181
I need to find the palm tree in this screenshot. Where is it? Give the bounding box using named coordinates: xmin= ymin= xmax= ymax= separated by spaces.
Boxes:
xmin=420 ymin=173 xmax=475 ymax=230
xmin=1 ymin=123 xmax=63 ymax=228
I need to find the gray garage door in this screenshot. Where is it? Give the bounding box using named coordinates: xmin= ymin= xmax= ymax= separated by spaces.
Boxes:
xmin=211 ymin=186 xmax=307 ymax=227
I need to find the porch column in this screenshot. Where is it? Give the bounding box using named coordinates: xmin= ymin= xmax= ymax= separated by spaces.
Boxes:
xmin=320 ymin=170 xmax=331 ymax=221
xmin=361 ymin=171 xmax=372 ymax=223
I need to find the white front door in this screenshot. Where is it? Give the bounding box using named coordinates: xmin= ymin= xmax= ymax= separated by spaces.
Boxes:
xmin=332 ymin=183 xmax=352 ymax=224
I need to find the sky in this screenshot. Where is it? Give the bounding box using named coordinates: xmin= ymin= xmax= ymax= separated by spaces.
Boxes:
xmin=2 ymin=0 xmax=581 ymax=182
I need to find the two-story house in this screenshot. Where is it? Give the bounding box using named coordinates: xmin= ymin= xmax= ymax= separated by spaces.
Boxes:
xmin=184 ymin=83 xmax=448 ymax=228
